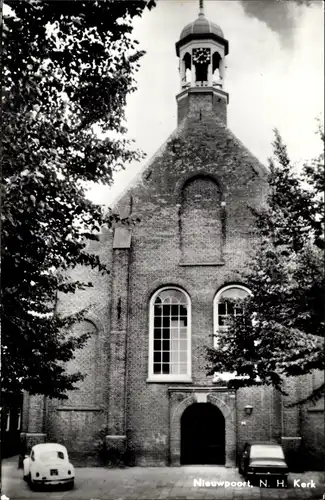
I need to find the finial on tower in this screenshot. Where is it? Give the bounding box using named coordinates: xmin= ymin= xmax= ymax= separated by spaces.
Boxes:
xmin=199 ymin=0 xmax=204 ymax=18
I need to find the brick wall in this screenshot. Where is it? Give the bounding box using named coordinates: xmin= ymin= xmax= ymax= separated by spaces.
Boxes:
xmin=177 ymin=89 xmax=228 ymax=126
xmin=177 ymin=94 xmax=188 ymax=124
xmin=236 ymin=386 xmax=282 ymax=454
xmin=300 ymin=371 xmax=325 ymax=470
xmin=180 ymin=176 xmax=222 ymax=263
xmin=45 ymin=318 xmax=108 ymax=464
xmin=43 ymin=228 xmax=112 ymax=464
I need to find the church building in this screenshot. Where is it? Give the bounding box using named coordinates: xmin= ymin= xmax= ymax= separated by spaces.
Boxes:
xmin=21 ymin=2 xmax=324 ymax=470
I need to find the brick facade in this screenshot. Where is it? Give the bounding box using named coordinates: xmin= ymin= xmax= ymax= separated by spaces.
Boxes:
xmin=21 ymin=12 xmax=324 ymax=471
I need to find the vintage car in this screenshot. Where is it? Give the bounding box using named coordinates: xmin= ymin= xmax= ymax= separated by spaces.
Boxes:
xmin=239 ymin=441 xmax=289 ymax=487
xmin=23 ymin=443 xmax=75 ymax=489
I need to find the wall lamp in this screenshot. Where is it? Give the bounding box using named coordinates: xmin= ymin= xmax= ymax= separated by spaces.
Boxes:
xmin=244 ymin=405 xmax=253 ymax=416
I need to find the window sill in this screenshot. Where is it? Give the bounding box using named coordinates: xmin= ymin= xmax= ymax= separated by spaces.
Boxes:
xmin=56 ymin=406 xmax=103 ymax=412
xmin=147 ymin=375 xmax=192 ymax=383
xmin=179 ymin=261 xmax=225 ymax=267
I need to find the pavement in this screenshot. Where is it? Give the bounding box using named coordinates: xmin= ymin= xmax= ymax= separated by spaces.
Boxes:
xmin=1 ymin=456 xmax=324 ymax=500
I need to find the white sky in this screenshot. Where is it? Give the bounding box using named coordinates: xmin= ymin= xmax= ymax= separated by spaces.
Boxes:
xmin=88 ymin=0 xmax=324 ymax=206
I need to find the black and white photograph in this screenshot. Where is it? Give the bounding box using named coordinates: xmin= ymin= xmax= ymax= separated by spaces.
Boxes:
xmin=1 ymin=0 xmax=324 ymax=499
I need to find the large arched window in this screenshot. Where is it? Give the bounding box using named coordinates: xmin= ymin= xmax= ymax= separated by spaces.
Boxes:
xmin=148 ymin=287 xmax=191 ymax=382
xmin=213 ymin=285 xmax=252 ymax=348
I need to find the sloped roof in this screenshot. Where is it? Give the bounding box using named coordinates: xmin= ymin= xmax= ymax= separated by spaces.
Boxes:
xmin=112 ymin=114 xmax=268 ymax=212
xmin=112 ymin=119 xmax=187 ymax=208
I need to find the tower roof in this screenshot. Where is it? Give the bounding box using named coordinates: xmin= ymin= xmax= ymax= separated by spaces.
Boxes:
xmin=176 ymin=1 xmax=228 ymax=56
xmin=179 ymin=17 xmax=224 ymax=41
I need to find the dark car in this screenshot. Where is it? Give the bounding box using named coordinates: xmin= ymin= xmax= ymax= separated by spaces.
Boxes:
xmin=239 ymin=442 xmax=289 ymax=487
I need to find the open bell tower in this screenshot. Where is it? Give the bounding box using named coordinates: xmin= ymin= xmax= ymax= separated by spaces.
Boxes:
xmin=175 ymin=0 xmax=229 ymax=125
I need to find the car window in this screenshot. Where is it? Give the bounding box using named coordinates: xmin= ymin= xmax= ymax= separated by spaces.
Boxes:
xmin=39 ymin=450 xmax=66 ymax=462
xmin=31 ymin=450 xmax=35 ymax=461
xmin=250 ymin=445 xmax=284 ymax=459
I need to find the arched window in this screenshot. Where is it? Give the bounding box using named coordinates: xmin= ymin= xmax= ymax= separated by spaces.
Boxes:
xmin=213 ymin=285 xmax=252 ymax=347
xmin=148 ymin=287 xmax=191 ymax=382
xmin=195 ymin=62 xmax=208 ymax=84
xmin=182 ymin=52 xmax=192 ymax=87
xmin=212 ymin=51 xmax=222 ymax=86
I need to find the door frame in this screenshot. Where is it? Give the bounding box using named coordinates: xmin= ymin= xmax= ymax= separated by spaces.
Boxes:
xmin=168 ymin=387 xmax=236 ymax=467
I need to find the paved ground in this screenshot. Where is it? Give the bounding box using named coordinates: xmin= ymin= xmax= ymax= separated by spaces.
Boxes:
xmin=1 ymin=456 xmax=324 ymax=500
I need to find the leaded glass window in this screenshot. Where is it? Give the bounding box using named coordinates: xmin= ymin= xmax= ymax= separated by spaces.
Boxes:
xmin=213 ymin=285 xmax=252 ymax=350
xmin=217 ymin=286 xmax=249 ymax=329
xmin=149 ymin=287 xmax=191 ymax=381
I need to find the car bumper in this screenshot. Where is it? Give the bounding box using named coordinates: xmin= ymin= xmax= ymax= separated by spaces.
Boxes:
xmin=247 ymin=472 xmax=288 ymax=477
xmin=33 ymin=477 xmax=74 ymax=485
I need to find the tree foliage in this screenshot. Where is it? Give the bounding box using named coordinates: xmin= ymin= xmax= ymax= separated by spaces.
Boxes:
xmin=207 ymin=127 xmax=324 ymax=403
xmin=1 ymin=0 xmax=155 ymax=398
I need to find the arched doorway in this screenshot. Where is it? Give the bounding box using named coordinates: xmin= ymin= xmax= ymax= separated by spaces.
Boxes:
xmin=181 ymin=403 xmax=225 ymax=465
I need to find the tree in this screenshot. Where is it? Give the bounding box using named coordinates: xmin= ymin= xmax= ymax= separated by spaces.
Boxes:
xmin=207 ymin=127 xmax=324 ymax=403
xmin=1 ymin=0 xmax=155 ymax=399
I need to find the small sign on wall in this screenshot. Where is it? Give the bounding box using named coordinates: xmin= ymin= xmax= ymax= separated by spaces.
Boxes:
xmin=195 ymin=393 xmax=207 ymax=403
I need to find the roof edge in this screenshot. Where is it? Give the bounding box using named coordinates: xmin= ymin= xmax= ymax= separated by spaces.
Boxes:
xmin=176 ymin=33 xmax=229 ymax=56
xmin=112 ymin=119 xmax=188 ymax=210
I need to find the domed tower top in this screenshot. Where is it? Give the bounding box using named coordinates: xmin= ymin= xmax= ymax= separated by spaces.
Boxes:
xmin=178 ymin=0 xmax=226 ymax=48
xmin=175 ymin=0 xmax=229 ymax=125
xmin=179 ymin=17 xmax=224 ymax=41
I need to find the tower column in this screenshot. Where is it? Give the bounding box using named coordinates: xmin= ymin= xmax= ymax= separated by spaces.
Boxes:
xmin=191 ymin=62 xmax=196 ymax=86
xmin=180 ymin=59 xmax=185 ymax=89
xmin=106 ymin=226 xmax=131 ymax=464
xmin=219 ymin=58 xmax=226 ymax=83
xmin=208 ymin=61 xmax=213 ymax=86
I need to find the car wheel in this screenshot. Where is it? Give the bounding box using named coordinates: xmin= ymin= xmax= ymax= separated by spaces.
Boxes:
xmin=67 ymin=479 xmax=74 ymax=490
xmin=23 ymin=473 xmax=29 ymax=482
xmin=28 ymin=474 xmax=38 ymax=491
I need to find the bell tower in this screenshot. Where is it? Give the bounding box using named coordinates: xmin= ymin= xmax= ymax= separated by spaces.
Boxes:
xmin=175 ymin=0 xmax=229 ymax=125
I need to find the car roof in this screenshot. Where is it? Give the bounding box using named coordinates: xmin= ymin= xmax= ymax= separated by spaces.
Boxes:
xmin=32 ymin=443 xmax=67 ymax=452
